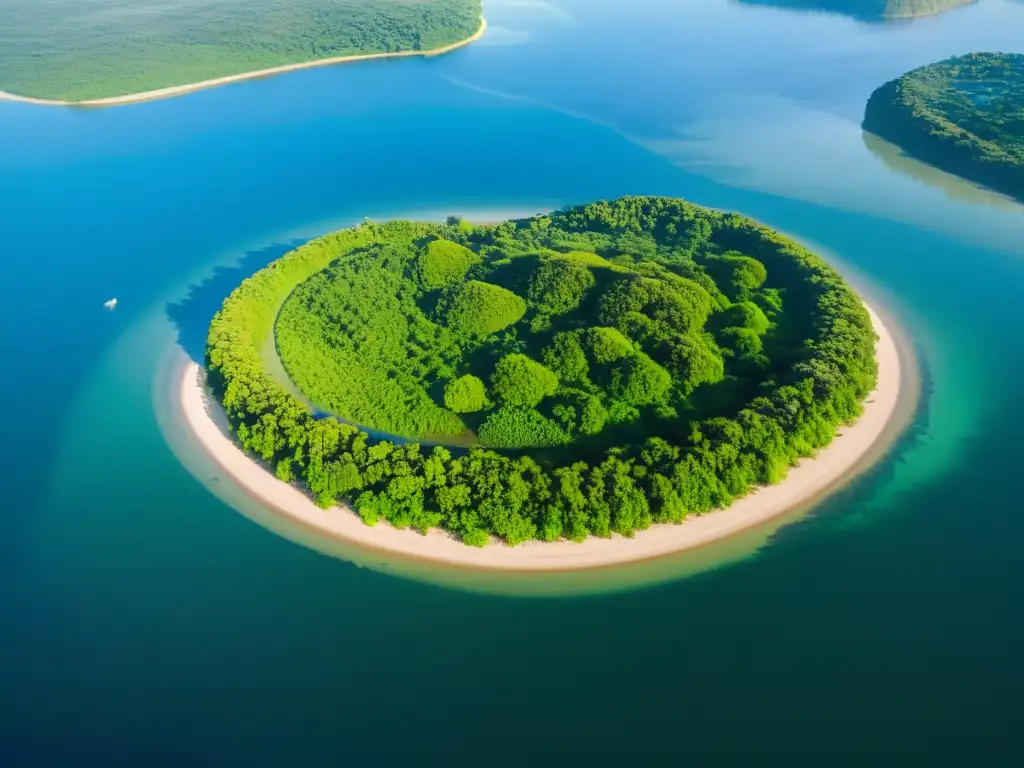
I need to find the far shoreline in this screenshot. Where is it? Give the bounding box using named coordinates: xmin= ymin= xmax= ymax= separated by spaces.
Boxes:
xmin=176 ymin=301 xmax=907 ymax=572
xmin=0 ymin=16 xmax=487 ymax=109
xmin=883 ymin=0 xmax=976 ymax=20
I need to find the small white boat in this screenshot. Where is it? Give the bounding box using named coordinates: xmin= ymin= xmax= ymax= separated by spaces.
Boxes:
xmin=103 ymin=298 xmax=118 ymax=310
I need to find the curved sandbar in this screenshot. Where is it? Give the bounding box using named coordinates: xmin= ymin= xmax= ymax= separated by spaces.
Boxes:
xmin=0 ymin=17 xmax=486 ymax=109
xmin=179 ymin=303 xmax=902 ymax=571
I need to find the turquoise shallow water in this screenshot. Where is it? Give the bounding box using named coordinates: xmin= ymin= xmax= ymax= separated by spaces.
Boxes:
xmin=3 ymin=0 xmax=1024 ymax=762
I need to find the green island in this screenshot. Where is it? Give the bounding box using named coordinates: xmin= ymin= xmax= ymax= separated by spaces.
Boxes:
xmin=863 ymin=52 xmax=1024 ymax=201
xmin=736 ymin=0 xmax=976 ymax=21
xmin=0 ymin=0 xmax=482 ymax=102
xmin=206 ymin=196 xmax=877 ymax=546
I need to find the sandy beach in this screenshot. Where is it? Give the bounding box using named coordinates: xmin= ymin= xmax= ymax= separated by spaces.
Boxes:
xmin=177 ymin=302 xmax=904 ymax=572
xmin=0 ymin=18 xmax=486 ymax=108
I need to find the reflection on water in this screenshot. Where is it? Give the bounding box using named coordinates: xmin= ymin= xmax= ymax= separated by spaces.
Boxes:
xmin=630 ymin=91 xmax=1024 ymax=255
xmin=862 ymin=130 xmax=1024 ymax=211
xmin=486 ymin=0 xmax=575 ymax=21
xmin=475 ymin=0 xmax=575 ymax=48
xmin=732 ymin=0 xmax=977 ymax=22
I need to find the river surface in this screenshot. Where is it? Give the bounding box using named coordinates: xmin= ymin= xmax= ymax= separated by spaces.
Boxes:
xmin=3 ymin=0 xmax=1024 ymax=763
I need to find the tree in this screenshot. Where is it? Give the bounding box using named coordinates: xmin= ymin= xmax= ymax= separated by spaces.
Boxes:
xmin=443 ymin=375 xmax=487 ymax=413
xmin=600 ymin=274 xmax=713 ymax=334
xmin=720 ymin=301 xmax=771 ymax=335
xmin=702 ymin=252 xmax=768 ymax=302
xmin=720 ymin=326 xmax=764 ymax=359
xmin=463 ymin=529 xmax=490 ymax=547
xmin=478 ymin=406 xmax=570 ymax=448
xmin=663 ymin=332 xmax=725 ymax=394
xmin=579 ymin=396 xmax=607 ymax=435
xmin=527 ymin=258 xmax=596 ymax=315
xmin=442 ymin=280 xmax=527 ymax=337
xmin=491 ymin=354 xmax=559 ymax=408
xmin=585 ymin=326 xmax=635 ymax=364
xmin=610 ymin=354 xmax=672 ymax=406
xmin=542 ymin=332 xmax=590 ymax=383
xmin=418 ymin=238 xmax=481 ymax=289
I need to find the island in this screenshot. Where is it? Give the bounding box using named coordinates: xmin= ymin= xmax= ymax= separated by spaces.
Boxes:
xmin=0 ymin=0 xmax=484 ymax=105
xmin=863 ymin=53 xmax=1024 ymax=202
xmin=183 ymin=196 xmax=902 ymax=568
xmin=735 ymin=0 xmax=976 ymax=22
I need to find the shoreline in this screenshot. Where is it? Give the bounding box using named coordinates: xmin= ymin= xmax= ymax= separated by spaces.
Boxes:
xmin=178 ymin=303 xmax=905 ymax=572
xmin=883 ymin=0 xmax=977 ymax=20
xmin=0 ymin=17 xmax=486 ymax=109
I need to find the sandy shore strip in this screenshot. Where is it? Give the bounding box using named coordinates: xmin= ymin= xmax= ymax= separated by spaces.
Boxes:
xmin=0 ymin=18 xmax=486 ymax=109
xmin=179 ymin=303 xmax=902 ymax=571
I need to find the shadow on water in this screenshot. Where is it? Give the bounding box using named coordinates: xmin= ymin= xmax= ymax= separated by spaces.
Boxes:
xmin=165 ymin=240 xmax=305 ymax=364
xmin=862 ymin=130 xmax=1024 ymax=211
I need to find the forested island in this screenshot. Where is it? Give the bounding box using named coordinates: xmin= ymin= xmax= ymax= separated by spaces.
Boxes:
xmin=864 ymin=53 xmax=1024 ymax=201
xmin=736 ymin=0 xmax=976 ymax=21
xmin=203 ymin=197 xmax=879 ymax=548
xmin=0 ymin=0 xmax=483 ymax=103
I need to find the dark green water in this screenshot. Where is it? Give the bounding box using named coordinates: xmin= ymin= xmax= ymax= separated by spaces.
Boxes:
xmin=3 ymin=0 xmax=1024 ymax=763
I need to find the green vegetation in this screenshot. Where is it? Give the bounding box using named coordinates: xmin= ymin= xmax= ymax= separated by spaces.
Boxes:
xmin=490 ymin=354 xmax=560 ymax=409
xmin=441 ymin=281 xmax=527 ymax=338
xmin=419 ymin=239 xmax=481 ymax=290
xmin=444 ymin=375 xmax=487 ymax=413
xmin=736 ymin=0 xmax=975 ymax=21
xmin=864 ymin=53 xmax=1024 ymax=201
xmin=206 ymin=196 xmax=877 ymax=546
xmin=528 ymin=259 xmax=596 ymax=316
xmin=0 ymin=0 xmax=483 ymax=102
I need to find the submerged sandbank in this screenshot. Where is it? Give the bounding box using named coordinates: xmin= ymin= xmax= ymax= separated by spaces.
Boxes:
xmin=177 ymin=302 xmax=904 ymax=572
xmin=0 ymin=18 xmax=486 ymax=108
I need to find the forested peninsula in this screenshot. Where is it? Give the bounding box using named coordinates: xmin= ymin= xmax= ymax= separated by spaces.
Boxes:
xmin=0 ymin=0 xmax=483 ymax=103
xmin=864 ymin=53 xmax=1024 ymax=201
xmin=201 ymin=197 xmax=881 ymax=549
xmin=736 ymin=0 xmax=975 ymax=21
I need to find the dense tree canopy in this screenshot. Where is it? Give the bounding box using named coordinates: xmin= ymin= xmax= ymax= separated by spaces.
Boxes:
xmin=0 ymin=0 xmax=483 ymax=101
xmin=863 ymin=52 xmax=1024 ymax=201
xmin=441 ymin=280 xmax=528 ymax=339
xmin=443 ymin=375 xmax=487 ymax=413
xmin=206 ymin=196 xmax=877 ymax=546
xmin=418 ymin=239 xmax=481 ymax=290
xmin=490 ymin=354 xmax=560 ymax=409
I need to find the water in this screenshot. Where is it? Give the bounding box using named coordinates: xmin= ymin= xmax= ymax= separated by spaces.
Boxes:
xmin=3 ymin=0 xmax=1024 ymax=762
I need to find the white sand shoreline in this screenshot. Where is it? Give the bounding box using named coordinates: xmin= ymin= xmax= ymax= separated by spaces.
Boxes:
xmin=0 ymin=18 xmax=486 ymax=109
xmin=177 ymin=303 xmax=904 ymax=572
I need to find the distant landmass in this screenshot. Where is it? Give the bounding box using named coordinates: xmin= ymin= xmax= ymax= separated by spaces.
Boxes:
xmin=0 ymin=0 xmax=483 ymax=102
xmin=735 ymin=0 xmax=976 ymax=22
xmin=863 ymin=52 xmax=1024 ymax=201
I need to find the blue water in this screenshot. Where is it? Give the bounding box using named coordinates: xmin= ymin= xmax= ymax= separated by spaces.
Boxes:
xmin=3 ymin=0 xmax=1024 ymax=762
